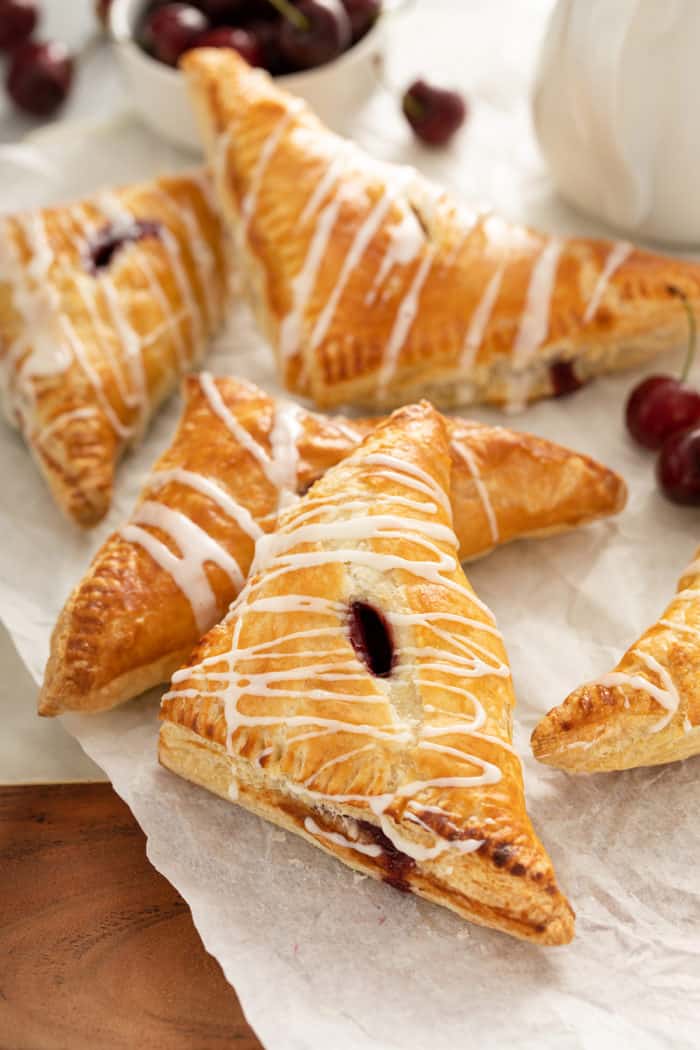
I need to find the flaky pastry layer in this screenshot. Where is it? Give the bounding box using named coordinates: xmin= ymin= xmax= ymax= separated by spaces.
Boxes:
xmin=39 ymin=376 xmax=625 ymax=717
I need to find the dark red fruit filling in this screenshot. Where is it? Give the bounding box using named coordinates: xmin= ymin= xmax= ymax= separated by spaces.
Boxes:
xmin=550 ymin=359 xmax=585 ymax=398
xmin=357 ymin=820 xmax=415 ymax=891
xmin=348 ymin=600 xmax=395 ymax=678
xmin=87 ymin=220 xmax=161 ymax=272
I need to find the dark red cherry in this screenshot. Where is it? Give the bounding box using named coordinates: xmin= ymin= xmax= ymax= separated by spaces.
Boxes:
xmin=348 ymin=601 xmax=395 ymax=677
xmin=550 ymin=359 xmax=585 ymax=398
xmin=341 ymin=0 xmax=381 ymax=42
xmin=402 ymin=78 xmax=467 ymax=147
xmin=87 ymin=220 xmax=161 ymax=273
xmin=0 ymin=0 xmax=38 ymax=52
xmin=143 ymin=3 xmax=208 ymax=66
xmin=247 ymin=19 xmax=284 ymax=72
xmin=6 ymin=41 xmax=74 ymax=117
xmin=195 ymin=0 xmax=254 ymax=19
xmin=626 ymin=286 xmax=700 ymax=449
xmin=657 ymin=425 xmax=700 ymax=505
xmin=626 ymin=375 xmax=700 ymax=450
xmin=194 ymin=25 xmax=263 ymax=63
xmin=278 ymin=0 xmax=351 ymax=70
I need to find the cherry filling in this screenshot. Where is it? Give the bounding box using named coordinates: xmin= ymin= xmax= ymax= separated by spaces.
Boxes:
xmin=348 ymin=601 xmax=395 ymax=678
xmin=549 ymin=359 xmax=586 ymax=398
xmin=357 ymin=820 xmax=416 ymax=891
xmin=86 ymin=219 xmax=161 ymax=273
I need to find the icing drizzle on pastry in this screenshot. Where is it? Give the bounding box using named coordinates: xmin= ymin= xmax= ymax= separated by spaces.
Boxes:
xmin=585 ymin=555 xmax=700 ymax=733
xmin=117 ymin=380 xmax=507 ymax=643
xmin=214 ymin=90 xmax=653 ymax=413
xmin=165 ymin=444 xmax=515 ymax=869
xmin=583 ymin=241 xmax=632 ymax=324
xmin=0 ymin=176 xmax=221 ymax=447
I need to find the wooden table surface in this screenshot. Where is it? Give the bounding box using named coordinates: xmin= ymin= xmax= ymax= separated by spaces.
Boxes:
xmin=0 ymin=784 xmax=262 ymax=1050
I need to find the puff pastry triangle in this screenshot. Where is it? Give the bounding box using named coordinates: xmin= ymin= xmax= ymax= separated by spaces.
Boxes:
xmin=182 ymin=48 xmax=700 ymax=411
xmin=0 ymin=169 xmax=227 ymax=526
xmin=532 ymin=549 xmax=700 ymax=772
xmin=39 ymin=375 xmax=625 ymax=717
xmin=159 ymin=401 xmax=575 ymax=944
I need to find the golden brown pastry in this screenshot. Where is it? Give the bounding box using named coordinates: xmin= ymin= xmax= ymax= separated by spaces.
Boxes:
xmin=532 ymin=548 xmax=700 ymax=772
xmin=182 ymin=48 xmax=700 ymax=411
xmin=0 ymin=169 xmax=227 ymax=526
xmin=159 ymin=402 xmax=575 ymax=944
xmin=39 ymin=375 xmax=626 ymax=718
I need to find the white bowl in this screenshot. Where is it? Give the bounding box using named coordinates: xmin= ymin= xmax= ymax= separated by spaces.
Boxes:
xmin=110 ymin=0 xmax=390 ymax=152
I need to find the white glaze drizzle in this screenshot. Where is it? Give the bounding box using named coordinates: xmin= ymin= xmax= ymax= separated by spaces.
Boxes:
xmin=240 ymin=103 xmax=302 ymax=236
xmin=122 ymin=382 xmax=305 ymax=628
xmin=593 ymin=650 xmax=681 ymax=732
xmin=121 ymin=501 xmax=244 ymax=633
xmin=198 ymin=373 xmax=301 ymax=505
xmin=583 ymin=241 xmax=632 ymax=324
xmin=511 ymin=236 xmax=564 ymax=371
xmin=299 ymin=147 xmax=350 ymax=226
xmin=94 ymin=192 xmax=191 ymax=371
xmin=303 ymin=816 xmax=383 ymax=858
xmin=280 ymin=193 xmax=345 ymax=362
xmin=0 ymin=214 xmax=72 ymax=424
xmin=36 ymin=407 xmax=98 ymax=446
xmin=1 ymin=179 xmax=215 ymax=443
xmin=659 ymin=618 xmax=700 ymax=638
xmin=365 ymin=205 xmax=425 ymax=306
xmin=309 ymin=169 xmax=414 ymax=352
xmin=448 ymin=439 xmax=499 ymax=544
xmin=459 ymin=265 xmax=504 ymax=371
xmin=377 ymin=250 xmax=435 ymax=396
xmin=504 ymin=236 xmax=564 ymax=412
xmin=198 ymin=372 xmax=274 ymax=474
xmin=147 ymin=468 xmax=263 ymax=541
xmin=165 ymin=445 xmax=514 ymax=867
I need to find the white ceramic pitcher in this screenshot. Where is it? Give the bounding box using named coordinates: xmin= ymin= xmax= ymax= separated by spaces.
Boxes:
xmin=533 ymin=0 xmax=700 ymax=245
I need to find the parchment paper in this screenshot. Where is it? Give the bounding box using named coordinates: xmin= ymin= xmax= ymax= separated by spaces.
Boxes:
xmin=2 ymin=4 xmax=699 ymax=1046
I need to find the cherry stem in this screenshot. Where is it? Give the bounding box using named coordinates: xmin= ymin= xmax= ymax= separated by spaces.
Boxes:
xmin=402 ymin=90 xmax=425 ymax=120
xmin=264 ymin=0 xmax=310 ymax=31
xmin=667 ymin=284 xmax=697 ymax=384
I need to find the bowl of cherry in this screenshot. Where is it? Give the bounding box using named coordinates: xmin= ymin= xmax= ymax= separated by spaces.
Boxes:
xmin=110 ymin=0 xmax=399 ymax=150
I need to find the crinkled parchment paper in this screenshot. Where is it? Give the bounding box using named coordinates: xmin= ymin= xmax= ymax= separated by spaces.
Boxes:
xmin=1 ymin=4 xmax=699 ymax=1047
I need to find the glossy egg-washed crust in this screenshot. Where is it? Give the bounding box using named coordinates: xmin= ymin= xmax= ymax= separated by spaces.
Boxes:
xmin=39 ymin=375 xmax=625 ymax=717
xmin=0 ymin=170 xmax=227 ymax=527
xmin=160 ymin=403 xmax=575 ymax=944
xmin=532 ymin=550 xmax=700 ymax=772
xmin=182 ymin=48 xmax=700 ymax=411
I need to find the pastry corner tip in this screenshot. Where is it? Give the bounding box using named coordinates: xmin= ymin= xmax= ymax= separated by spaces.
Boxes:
xmin=37 ymin=684 xmax=61 ymax=718
xmin=544 ymin=899 xmax=576 ymax=946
